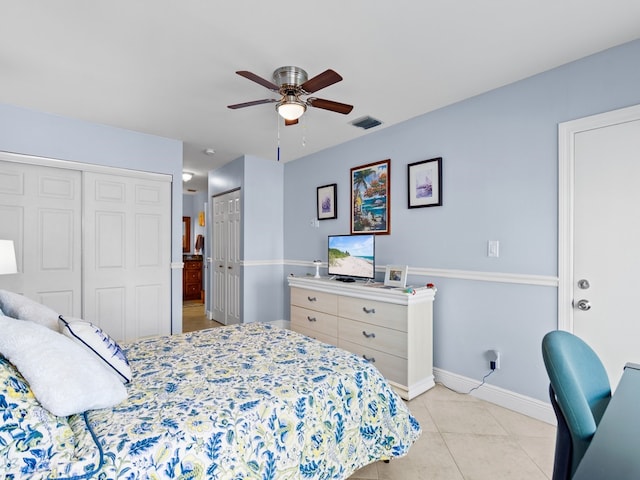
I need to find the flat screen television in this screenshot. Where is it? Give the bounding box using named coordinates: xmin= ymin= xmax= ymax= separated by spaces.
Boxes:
xmin=328 ymin=234 xmax=375 ymax=280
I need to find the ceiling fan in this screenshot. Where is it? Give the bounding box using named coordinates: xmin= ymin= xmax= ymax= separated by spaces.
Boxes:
xmin=227 ymin=66 xmax=354 ymax=125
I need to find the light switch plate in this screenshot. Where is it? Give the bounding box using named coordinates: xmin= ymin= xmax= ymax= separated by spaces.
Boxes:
xmin=488 ymin=240 xmax=499 ymax=257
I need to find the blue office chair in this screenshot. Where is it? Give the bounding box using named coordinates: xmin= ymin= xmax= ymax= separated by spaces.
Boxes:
xmin=541 ymin=330 xmax=611 ymax=480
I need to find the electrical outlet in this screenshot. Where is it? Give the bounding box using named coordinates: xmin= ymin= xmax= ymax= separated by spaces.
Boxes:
xmin=489 ymin=349 xmax=501 ymax=370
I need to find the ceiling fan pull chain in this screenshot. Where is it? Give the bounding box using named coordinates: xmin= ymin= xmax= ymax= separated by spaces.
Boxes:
xmin=301 ymin=115 xmax=306 ymax=148
xmin=276 ymin=112 xmax=281 ymax=162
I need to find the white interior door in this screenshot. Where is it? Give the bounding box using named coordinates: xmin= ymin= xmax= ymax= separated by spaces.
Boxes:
xmin=561 ymin=105 xmax=640 ymax=388
xmin=211 ymin=189 xmax=241 ymax=325
xmin=0 ymin=159 xmax=82 ymax=315
xmin=83 ymin=171 xmax=171 ymax=341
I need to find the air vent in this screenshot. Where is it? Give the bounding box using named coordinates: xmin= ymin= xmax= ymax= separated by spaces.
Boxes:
xmin=351 ymin=116 xmax=382 ymax=130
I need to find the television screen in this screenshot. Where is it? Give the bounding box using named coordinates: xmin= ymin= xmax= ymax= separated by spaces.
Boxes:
xmin=328 ymin=234 xmax=375 ymax=280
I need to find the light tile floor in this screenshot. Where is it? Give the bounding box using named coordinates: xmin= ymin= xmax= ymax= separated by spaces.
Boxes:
xmin=349 ymin=385 xmax=556 ymax=480
xmin=182 ymin=301 xmax=556 ymax=479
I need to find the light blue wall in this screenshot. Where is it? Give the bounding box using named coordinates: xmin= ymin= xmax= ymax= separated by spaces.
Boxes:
xmin=0 ymin=102 xmax=184 ymax=334
xmin=242 ymin=156 xmax=284 ymax=323
xmin=283 ymin=39 xmax=640 ymax=402
xmin=208 ymin=155 xmax=285 ymax=324
xmin=183 ymin=192 xmax=207 ymax=254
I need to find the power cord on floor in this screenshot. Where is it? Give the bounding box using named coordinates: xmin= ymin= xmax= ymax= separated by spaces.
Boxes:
xmin=437 ymin=368 xmax=495 ymax=395
xmin=466 ymin=369 xmax=494 ymax=394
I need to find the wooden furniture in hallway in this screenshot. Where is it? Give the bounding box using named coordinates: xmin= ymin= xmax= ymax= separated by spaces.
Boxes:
xmin=182 ymin=255 xmax=203 ymax=301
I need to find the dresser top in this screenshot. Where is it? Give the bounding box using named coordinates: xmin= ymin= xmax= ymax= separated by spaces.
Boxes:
xmin=288 ymin=276 xmax=436 ymax=305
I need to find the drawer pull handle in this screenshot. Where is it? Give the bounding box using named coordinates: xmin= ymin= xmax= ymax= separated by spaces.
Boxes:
xmin=307 ymin=296 xmax=317 ymax=302
xmin=307 ymin=316 xmax=317 ymax=322
xmin=363 ymin=354 xmax=376 ymax=363
xmin=362 ymin=330 xmax=376 ymax=338
xmin=362 ymin=307 xmax=376 ymax=314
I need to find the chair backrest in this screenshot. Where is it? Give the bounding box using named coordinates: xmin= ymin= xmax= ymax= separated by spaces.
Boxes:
xmin=542 ymin=330 xmax=611 ymax=478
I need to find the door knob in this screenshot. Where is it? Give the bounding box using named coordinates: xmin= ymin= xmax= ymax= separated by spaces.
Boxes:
xmin=575 ymin=299 xmax=591 ymax=311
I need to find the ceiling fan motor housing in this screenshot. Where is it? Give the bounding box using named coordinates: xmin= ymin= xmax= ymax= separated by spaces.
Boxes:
xmin=273 ymin=66 xmax=308 ymax=89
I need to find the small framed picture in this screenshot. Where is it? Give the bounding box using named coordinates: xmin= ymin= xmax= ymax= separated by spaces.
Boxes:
xmin=408 ymin=157 xmax=442 ymax=208
xmin=317 ymin=183 xmax=337 ymax=220
xmin=384 ymin=265 xmax=408 ymax=288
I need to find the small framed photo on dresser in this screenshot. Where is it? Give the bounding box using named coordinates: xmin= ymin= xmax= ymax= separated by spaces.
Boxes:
xmin=384 ymin=265 xmax=408 ymax=288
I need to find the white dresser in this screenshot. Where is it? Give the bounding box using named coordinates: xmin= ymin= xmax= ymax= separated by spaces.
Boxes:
xmin=288 ymin=276 xmax=436 ymax=400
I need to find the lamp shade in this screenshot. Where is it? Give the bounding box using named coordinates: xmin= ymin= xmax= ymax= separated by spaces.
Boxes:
xmin=0 ymin=240 xmax=17 ymax=275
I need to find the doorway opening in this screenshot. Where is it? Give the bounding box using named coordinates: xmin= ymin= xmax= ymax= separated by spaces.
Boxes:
xmin=182 ymin=300 xmax=223 ymax=333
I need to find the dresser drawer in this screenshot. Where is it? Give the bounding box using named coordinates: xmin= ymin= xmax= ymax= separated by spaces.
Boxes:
xmin=185 ymin=269 xmax=201 ymax=282
xmin=338 ymin=296 xmax=407 ymax=331
xmin=184 ymin=283 xmax=201 ymax=296
xmin=291 ymin=305 xmax=338 ymax=338
xmin=291 ymin=288 xmax=338 ymax=315
xmin=292 ymin=324 xmax=337 ymax=346
xmin=339 ymin=338 xmax=407 ymax=386
xmin=339 ymin=318 xmax=407 ymax=358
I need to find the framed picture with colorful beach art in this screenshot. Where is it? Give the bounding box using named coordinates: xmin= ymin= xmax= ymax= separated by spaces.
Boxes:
xmin=351 ymin=159 xmax=390 ymax=234
xmin=317 ymin=183 xmax=337 ymax=220
xmin=408 ymin=157 xmax=442 ymax=208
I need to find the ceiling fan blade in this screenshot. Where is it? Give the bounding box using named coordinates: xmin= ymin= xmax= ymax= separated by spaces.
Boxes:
xmin=227 ymin=98 xmax=278 ymax=109
xmin=308 ymin=97 xmax=354 ymax=115
xmin=236 ymin=71 xmax=279 ymax=91
xmin=301 ymin=69 xmax=343 ymax=93
xmin=285 ymin=118 xmax=299 ymax=126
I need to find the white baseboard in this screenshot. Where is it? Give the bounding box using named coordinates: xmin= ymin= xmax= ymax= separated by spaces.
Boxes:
xmin=434 ymin=368 xmax=556 ymax=425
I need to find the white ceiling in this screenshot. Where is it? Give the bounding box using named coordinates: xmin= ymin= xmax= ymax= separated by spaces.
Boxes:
xmin=1 ymin=1 xmax=639 ymax=194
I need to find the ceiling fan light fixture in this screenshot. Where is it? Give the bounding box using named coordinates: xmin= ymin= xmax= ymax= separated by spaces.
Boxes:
xmin=277 ymin=95 xmax=306 ymax=121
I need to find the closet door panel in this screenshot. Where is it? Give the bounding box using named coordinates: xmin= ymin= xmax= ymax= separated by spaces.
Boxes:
xmin=96 ymin=287 xmax=126 ymax=341
xmin=0 ymin=160 xmax=81 ymax=314
xmin=96 ymin=212 xmax=125 ymax=268
xmin=83 ymin=172 xmax=170 ymax=341
xmin=136 ymin=214 xmax=163 ymax=267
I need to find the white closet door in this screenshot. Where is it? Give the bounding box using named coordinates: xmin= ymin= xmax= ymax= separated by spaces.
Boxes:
xmin=212 ymin=193 xmax=226 ymax=323
xmin=226 ymin=190 xmax=241 ymax=325
xmin=0 ymin=160 xmax=82 ymax=315
xmin=83 ymin=172 xmax=171 ymax=341
xmin=211 ymin=189 xmax=241 ymax=325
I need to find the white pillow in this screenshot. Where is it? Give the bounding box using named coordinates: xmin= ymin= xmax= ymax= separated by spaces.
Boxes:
xmin=58 ymin=316 xmax=132 ymax=384
xmin=0 ymin=289 xmax=59 ymax=331
xmin=0 ymin=316 xmax=127 ymax=416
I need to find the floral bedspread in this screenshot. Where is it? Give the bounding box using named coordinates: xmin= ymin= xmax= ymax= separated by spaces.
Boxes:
xmin=3 ymin=323 xmax=421 ymax=479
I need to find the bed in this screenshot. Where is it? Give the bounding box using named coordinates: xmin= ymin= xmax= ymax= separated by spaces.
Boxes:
xmin=1 ymin=313 xmax=421 ymax=479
